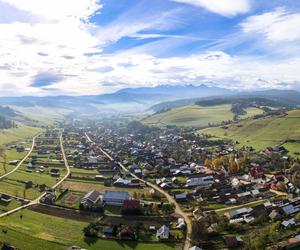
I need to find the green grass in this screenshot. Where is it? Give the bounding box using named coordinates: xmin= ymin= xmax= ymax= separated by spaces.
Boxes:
xmin=199 ymin=109 xmax=300 ymax=151
xmin=10 ymin=106 xmax=71 ymax=126
xmin=143 ymin=104 xmax=264 ymax=128
xmin=0 ymin=124 xmax=42 ymax=147
xmin=0 ymin=209 xmax=181 ymax=250
xmin=239 ymin=107 xmax=264 ymax=119
xmin=0 ymin=199 xmax=23 ymax=214
xmin=143 ymin=104 xmax=235 ymax=127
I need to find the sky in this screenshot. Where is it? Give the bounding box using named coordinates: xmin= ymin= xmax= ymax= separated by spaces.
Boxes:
xmin=1 ymin=0 xmax=300 ymax=96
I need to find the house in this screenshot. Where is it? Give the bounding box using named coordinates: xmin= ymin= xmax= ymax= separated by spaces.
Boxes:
xmin=114 ymin=178 xmax=130 ymax=186
xmin=1 ymin=194 xmax=12 ymax=203
xmin=103 ymin=191 xmax=130 ymax=206
xmin=175 ymin=193 xmax=188 ymax=202
xmin=122 ymin=199 xmax=140 ymax=210
xmin=41 ymin=191 xmax=56 ymax=204
xmin=226 ymin=207 xmax=253 ymax=219
xmin=189 ymin=246 xmax=203 ymax=250
xmin=225 ymin=236 xmax=242 ymax=248
xmin=177 ymin=218 xmax=185 ymax=229
xmin=103 ymin=226 xmax=114 ymax=235
xmin=282 ymin=219 xmax=296 ymax=228
xmin=156 ymin=225 xmax=170 ymax=240
xmin=281 ymin=204 xmax=300 ymax=216
xmin=119 ymin=225 xmax=135 ymax=240
xmin=185 ymin=176 xmax=213 ymax=187
xmin=50 ymin=169 xmax=60 ymax=177
xmin=81 ymin=190 xmax=102 ymax=207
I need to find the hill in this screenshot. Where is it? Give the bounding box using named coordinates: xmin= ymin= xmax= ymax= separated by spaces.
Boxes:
xmin=149 ymin=89 xmax=300 ymax=112
xmin=0 ymin=84 xmax=233 ymax=115
xmin=142 ymin=104 xmax=264 ymax=127
xmin=198 ymin=109 xmax=300 ymax=155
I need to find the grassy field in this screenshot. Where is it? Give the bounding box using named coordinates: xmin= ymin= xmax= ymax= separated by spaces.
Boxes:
xmin=199 ymin=109 xmax=300 ymax=152
xmin=10 ymin=106 xmax=71 ymax=126
xmin=0 ymin=124 xmax=42 ymax=176
xmin=0 ymin=124 xmax=42 ymax=147
xmin=61 ymin=180 xmax=150 ymax=196
xmin=0 ymin=209 xmax=181 ymax=250
xmin=143 ymin=104 xmax=263 ymax=127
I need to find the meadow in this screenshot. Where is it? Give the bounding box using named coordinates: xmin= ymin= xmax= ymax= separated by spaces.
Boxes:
xmin=199 ymin=109 xmax=300 ymax=153
xmin=0 ymin=209 xmax=181 ymax=250
xmin=143 ymin=104 xmax=263 ymax=127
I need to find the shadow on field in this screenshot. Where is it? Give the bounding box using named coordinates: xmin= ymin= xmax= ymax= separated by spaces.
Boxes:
xmin=83 ymin=236 xmax=99 ymax=245
xmin=116 ymin=240 xmax=138 ymax=249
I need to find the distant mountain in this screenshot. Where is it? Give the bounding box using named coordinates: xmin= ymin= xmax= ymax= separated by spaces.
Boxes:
xmin=149 ymin=89 xmax=300 ymax=112
xmin=0 ymin=86 xmax=299 ymax=116
xmin=0 ymin=84 xmax=234 ymax=114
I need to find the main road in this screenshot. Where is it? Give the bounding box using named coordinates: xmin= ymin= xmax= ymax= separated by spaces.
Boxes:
xmin=0 ymin=132 xmax=70 ymax=218
xmin=85 ymin=132 xmax=193 ymax=250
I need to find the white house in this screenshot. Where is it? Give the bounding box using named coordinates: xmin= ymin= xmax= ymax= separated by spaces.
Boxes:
xmin=156 ymin=225 xmax=169 ymax=240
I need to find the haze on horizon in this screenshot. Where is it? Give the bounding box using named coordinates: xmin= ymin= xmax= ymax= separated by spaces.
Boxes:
xmin=1 ymin=0 xmax=300 ymax=96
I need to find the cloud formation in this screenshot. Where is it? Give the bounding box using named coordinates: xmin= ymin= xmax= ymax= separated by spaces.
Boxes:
xmin=0 ymin=0 xmax=300 ymax=96
xmin=172 ymin=0 xmax=251 ymax=17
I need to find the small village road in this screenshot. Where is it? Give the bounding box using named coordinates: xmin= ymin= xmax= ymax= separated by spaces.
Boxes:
xmin=0 ymin=132 xmax=70 ymax=218
xmin=85 ymin=132 xmax=193 ymax=250
xmin=0 ymin=134 xmax=38 ymax=180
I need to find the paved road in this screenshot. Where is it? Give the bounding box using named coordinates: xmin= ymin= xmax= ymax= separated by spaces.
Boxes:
xmin=0 ymin=132 xmax=70 ymax=218
xmin=0 ymin=135 xmax=38 ymax=180
xmin=85 ymin=132 xmax=193 ymax=250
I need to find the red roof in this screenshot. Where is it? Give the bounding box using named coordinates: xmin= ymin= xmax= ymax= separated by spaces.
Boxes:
xmin=122 ymin=199 xmax=140 ymax=209
xmin=250 ymin=166 xmax=263 ymax=177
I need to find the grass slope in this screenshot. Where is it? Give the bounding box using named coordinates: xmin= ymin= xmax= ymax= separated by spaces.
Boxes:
xmin=143 ymin=104 xmax=234 ymax=127
xmin=143 ymin=104 xmax=263 ymax=128
xmin=0 ymin=124 xmax=42 ymax=147
xmin=0 ymin=209 xmax=181 ymax=250
xmin=199 ymin=109 xmax=300 ymax=153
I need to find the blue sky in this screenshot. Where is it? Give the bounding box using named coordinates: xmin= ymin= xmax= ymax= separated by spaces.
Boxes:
xmin=0 ymin=0 xmax=300 ymax=96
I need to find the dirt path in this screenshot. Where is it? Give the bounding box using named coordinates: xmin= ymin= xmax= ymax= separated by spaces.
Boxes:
xmin=0 ymin=135 xmax=38 ymax=180
xmin=0 ymin=132 xmax=70 ymax=218
xmin=85 ymin=132 xmax=193 ymax=250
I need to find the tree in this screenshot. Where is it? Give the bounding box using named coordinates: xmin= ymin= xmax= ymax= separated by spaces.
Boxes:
xmin=0 ymin=148 xmax=7 ymax=173
xmin=191 ymin=220 xmax=208 ymax=244
xmin=268 ymin=221 xmax=281 ymax=243
xmin=276 ymin=181 xmax=286 ymax=192
xmin=250 ymin=235 xmax=267 ymax=250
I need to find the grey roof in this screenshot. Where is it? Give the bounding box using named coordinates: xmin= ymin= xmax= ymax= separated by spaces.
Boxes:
xmin=282 ymin=204 xmax=300 ymax=215
xmin=103 ymin=191 xmax=130 ymax=201
xmin=83 ymin=190 xmax=100 ymax=203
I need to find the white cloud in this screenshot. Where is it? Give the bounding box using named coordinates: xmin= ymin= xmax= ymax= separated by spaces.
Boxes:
xmin=0 ymin=0 xmax=300 ymax=96
xmin=172 ymin=0 xmax=251 ymax=17
xmin=241 ymin=8 xmax=300 ymax=42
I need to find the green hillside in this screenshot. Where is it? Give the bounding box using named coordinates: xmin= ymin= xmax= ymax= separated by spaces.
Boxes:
xmin=199 ymin=109 xmax=300 ymax=154
xmin=143 ymin=104 xmax=263 ymax=127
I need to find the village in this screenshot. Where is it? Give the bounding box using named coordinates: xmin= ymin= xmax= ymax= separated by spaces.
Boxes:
xmin=0 ymin=120 xmax=299 ymax=250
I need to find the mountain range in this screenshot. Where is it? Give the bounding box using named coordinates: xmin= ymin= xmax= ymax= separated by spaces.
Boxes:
xmin=0 ymin=84 xmax=299 ymax=116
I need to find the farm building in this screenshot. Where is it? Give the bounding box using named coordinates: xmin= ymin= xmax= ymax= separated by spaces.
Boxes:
xmin=50 ymin=169 xmax=60 ymax=177
xmin=103 ymin=191 xmax=130 ymax=206
xmin=1 ymin=194 xmax=12 ymax=203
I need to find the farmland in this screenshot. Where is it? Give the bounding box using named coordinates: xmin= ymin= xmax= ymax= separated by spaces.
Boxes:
xmin=199 ymin=109 xmax=300 ymax=152
xmin=0 ymin=131 xmax=66 ymax=200
xmin=143 ymin=104 xmax=263 ymax=127
xmin=0 ymin=209 xmax=181 ymax=250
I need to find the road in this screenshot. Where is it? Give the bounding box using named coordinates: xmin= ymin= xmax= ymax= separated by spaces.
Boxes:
xmin=0 ymin=132 xmax=70 ymax=218
xmin=0 ymin=135 xmax=38 ymax=180
xmin=85 ymin=132 xmax=193 ymax=250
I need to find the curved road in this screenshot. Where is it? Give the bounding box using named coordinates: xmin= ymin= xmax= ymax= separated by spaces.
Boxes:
xmin=85 ymin=132 xmax=192 ymax=250
xmin=0 ymin=135 xmax=38 ymax=180
xmin=0 ymin=132 xmax=70 ymax=218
